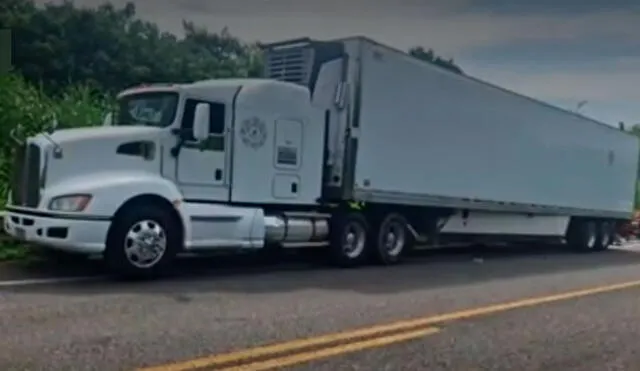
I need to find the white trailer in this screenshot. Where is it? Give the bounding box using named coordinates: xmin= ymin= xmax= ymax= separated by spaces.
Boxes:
xmin=4 ymin=36 xmax=638 ymax=277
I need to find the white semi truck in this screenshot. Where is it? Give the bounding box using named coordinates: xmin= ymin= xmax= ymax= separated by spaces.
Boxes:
xmin=4 ymin=37 xmax=639 ymax=277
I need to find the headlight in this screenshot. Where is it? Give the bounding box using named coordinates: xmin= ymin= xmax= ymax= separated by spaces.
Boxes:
xmin=48 ymin=194 xmax=92 ymax=212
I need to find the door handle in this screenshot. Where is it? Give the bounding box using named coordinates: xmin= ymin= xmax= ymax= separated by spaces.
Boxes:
xmin=214 ymin=169 xmax=222 ymax=180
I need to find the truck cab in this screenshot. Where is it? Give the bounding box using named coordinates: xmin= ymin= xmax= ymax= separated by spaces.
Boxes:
xmin=3 ymin=78 xmax=330 ymax=276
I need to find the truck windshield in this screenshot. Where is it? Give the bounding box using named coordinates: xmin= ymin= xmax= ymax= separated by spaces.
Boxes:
xmin=115 ymin=92 xmax=179 ymax=128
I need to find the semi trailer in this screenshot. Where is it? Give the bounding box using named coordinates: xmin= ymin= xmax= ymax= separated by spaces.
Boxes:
xmin=4 ymin=36 xmax=639 ymax=277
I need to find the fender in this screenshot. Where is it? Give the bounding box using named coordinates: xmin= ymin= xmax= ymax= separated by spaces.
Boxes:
xmin=41 ymin=170 xmax=186 ymax=221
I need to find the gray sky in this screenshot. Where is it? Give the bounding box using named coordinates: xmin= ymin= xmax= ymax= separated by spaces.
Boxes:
xmin=49 ymin=0 xmax=640 ymax=126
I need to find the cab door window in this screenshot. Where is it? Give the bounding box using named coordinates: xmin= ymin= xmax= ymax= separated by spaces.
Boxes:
xmin=180 ymin=99 xmax=226 ymax=150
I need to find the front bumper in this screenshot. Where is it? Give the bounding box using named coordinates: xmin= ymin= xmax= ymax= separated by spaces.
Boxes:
xmin=3 ymin=207 xmax=111 ymax=254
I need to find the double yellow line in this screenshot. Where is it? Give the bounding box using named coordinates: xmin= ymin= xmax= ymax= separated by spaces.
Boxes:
xmin=140 ymin=320 xmax=440 ymax=371
xmin=213 ymin=327 xmax=440 ymax=371
xmin=138 ymin=279 xmax=640 ymax=371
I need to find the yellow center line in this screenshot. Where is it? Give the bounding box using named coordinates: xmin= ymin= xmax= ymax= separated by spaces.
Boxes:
xmin=138 ymin=279 xmax=640 ymax=371
xmin=216 ymin=327 xmax=440 ymax=371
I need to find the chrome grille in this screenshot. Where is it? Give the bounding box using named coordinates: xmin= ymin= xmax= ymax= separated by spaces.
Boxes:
xmin=10 ymin=144 xmax=26 ymax=205
xmin=10 ymin=143 xmax=41 ymax=207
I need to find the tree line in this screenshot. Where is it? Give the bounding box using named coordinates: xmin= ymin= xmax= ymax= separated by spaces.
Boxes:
xmin=1 ymin=0 xmax=464 ymax=95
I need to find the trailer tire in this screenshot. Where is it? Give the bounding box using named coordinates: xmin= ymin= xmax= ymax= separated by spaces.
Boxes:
xmin=328 ymin=211 xmax=370 ymax=267
xmin=372 ymin=213 xmax=410 ymax=265
xmin=567 ymin=219 xmax=598 ymax=252
xmin=594 ymin=221 xmax=614 ymax=251
xmin=105 ymin=203 xmax=181 ymax=279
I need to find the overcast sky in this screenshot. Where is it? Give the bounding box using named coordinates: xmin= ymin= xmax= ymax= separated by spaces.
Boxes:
xmin=50 ymin=0 xmax=640 ymax=127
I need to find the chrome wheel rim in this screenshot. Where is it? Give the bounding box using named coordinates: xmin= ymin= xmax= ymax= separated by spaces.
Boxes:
xmin=124 ymin=220 xmax=167 ymax=269
xmin=381 ymin=219 xmax=406 ymax=257
xmin=601 ymin=223 xmax=610 ymax=247
xmin=342 ymin=221 xmax=366 ymax=259
xmin=586 ymin=223 xmax=596 ymax=249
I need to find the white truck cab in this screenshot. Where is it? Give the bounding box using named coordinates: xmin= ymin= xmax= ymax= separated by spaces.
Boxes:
xmin=4 ymin=78 xmax=331 ymax=276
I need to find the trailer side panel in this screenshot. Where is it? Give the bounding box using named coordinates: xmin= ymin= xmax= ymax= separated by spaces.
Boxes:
xmin=352 ymin=39 xmax=638 ymax=218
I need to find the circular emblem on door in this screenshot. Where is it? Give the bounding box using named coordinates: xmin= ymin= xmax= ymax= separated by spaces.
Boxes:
xmin=239 ymin=117 xmax=267 ymax=149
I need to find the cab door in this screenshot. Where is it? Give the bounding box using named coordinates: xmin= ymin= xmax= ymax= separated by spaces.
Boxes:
xmin=174 ymin=98 xmax=229 ymax=201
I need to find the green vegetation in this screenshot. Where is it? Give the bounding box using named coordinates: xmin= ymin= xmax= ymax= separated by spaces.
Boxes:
xmin=0 ymin=237 xmax=28 ymax=261
xmin=0 ymin=0 xmax=463 ymax=259
xmin=408 ymin=47 xmax=464 ymax=74
xmin=0 ymin=74 xmax=110 ymax=201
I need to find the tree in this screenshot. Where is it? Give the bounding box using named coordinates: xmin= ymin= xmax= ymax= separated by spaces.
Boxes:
xmin=629 ymin=124 xmax=640 ymax=138
xmin=408 ymin=46 xmax=464 ymax=74
xmin=2 ymin=0 xmax=260 ymax=93
xmin=3 ymin=0 xmax=466 ymax=92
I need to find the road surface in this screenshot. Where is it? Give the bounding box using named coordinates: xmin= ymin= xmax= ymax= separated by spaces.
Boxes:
xmin=1 ymin=244 xmax=640 ymax=370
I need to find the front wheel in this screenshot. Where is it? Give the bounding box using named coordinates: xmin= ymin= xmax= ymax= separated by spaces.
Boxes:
xmin=105 ymin=204 xmax=181 ymax=279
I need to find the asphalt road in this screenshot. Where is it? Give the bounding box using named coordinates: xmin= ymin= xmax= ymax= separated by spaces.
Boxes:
xmin=2 ymin=244 xmax=640 ymax=370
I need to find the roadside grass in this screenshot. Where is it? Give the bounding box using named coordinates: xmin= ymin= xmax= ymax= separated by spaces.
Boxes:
xmin=0 ymin=230 xmax=81 ymax=265
xmin=0 ymin=233 xmax=30 ymax=262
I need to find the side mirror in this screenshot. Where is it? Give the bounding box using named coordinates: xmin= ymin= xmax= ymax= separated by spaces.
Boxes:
xmin=103 ymin=112 xmax=113 ymax=126
xmin=193 ymin=103 xmax=210 ymax=142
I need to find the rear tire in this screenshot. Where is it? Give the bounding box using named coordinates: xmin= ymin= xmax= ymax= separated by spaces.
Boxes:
xmin=328 ymin=211 xmax=370 ymax=267
xmin=594 ymin=220 xmax=614 ymax=251
xmin=567 ymin=219 xmax=598 ymax=252
xmin=105 ymin=204 xmax=181 ymax=279
xmin=372 ymin=213 xmax=411 ymax=265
